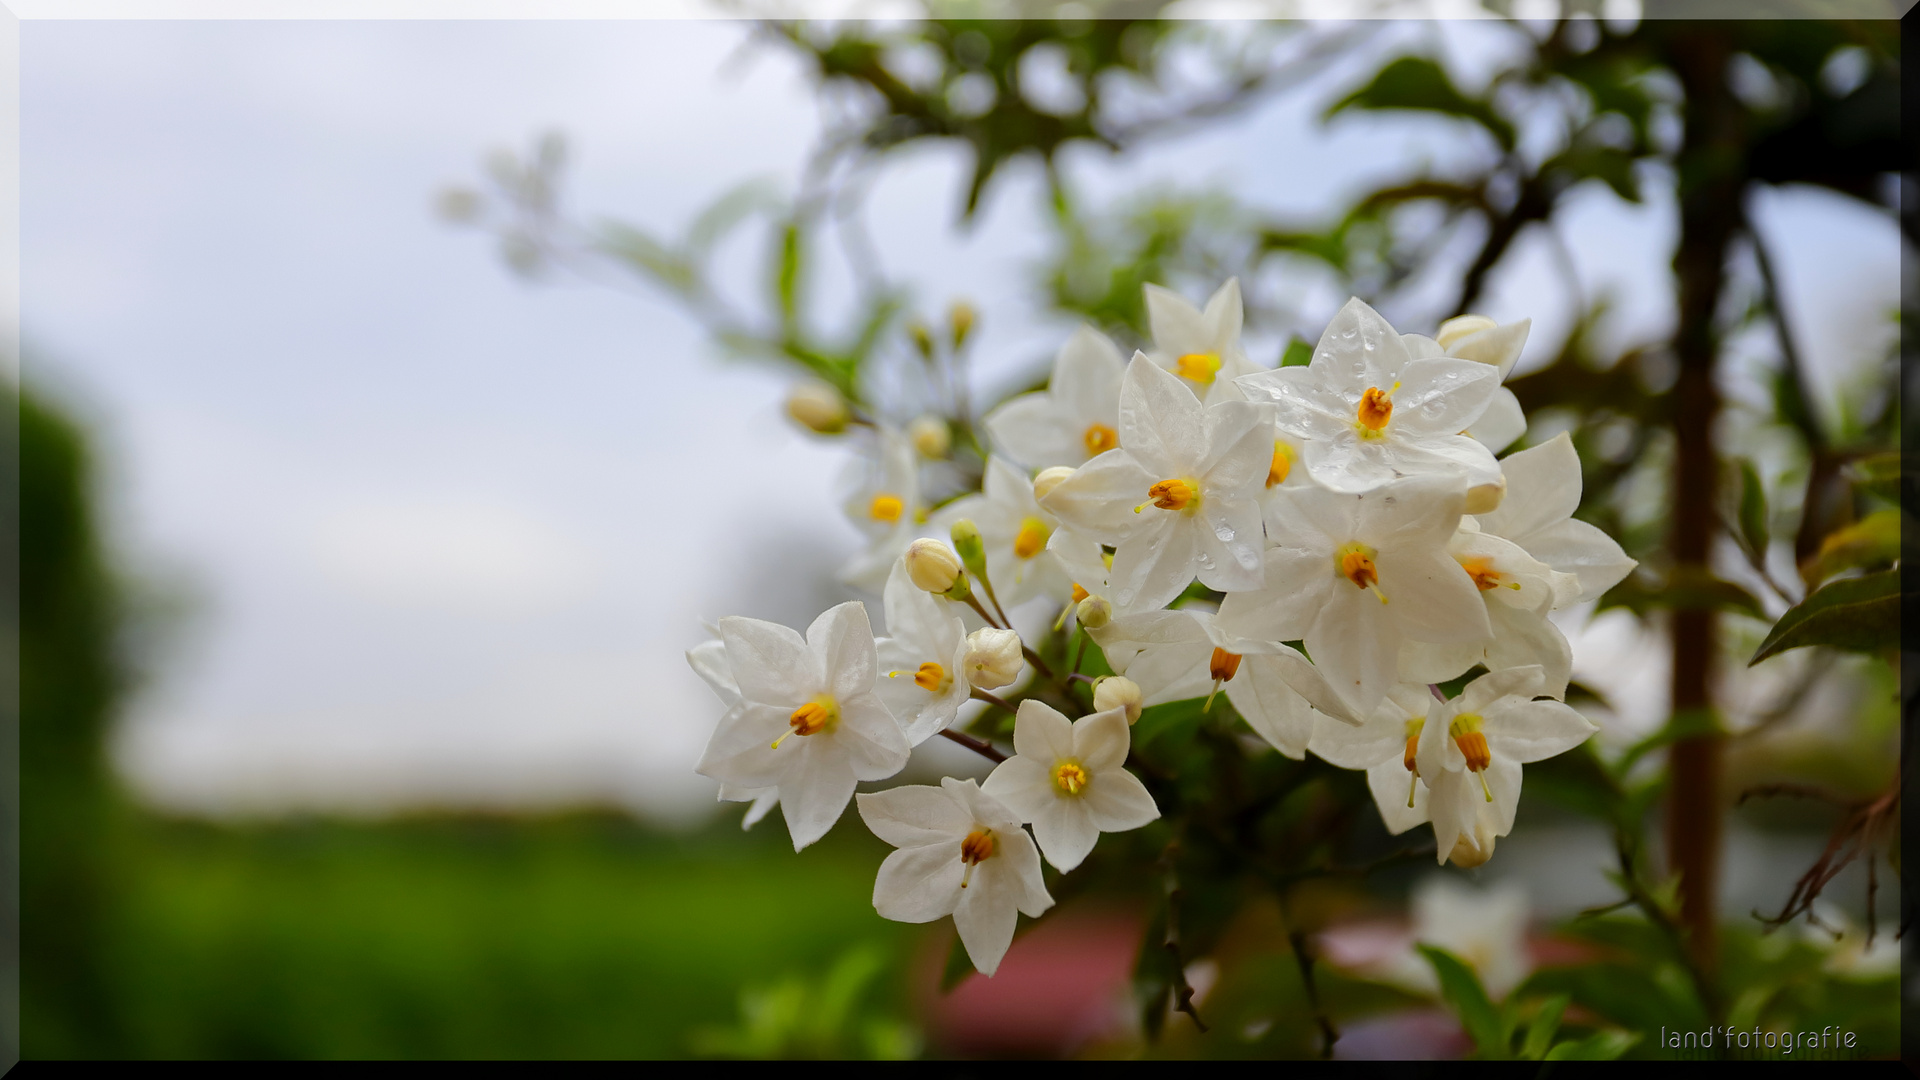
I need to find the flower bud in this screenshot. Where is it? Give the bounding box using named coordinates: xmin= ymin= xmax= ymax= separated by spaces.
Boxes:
xmin=963 ymin=627 xmax=1024 ymax=690
xmin=949 ymin=300 xmax=977 ymax=350
xmin=1075 ymin=594 xmax=1112 ymax=629
xmin=1464 ymin=476 xmax=1507 ymax=515
xmin=950 ymin=518 xmax=988 ymax=580
xmin=1093 ymin=676 xmax=1143 ymax=724
xmin=1446 ymin=825 xmax=1497 ymax=869
xmin=1436 ymin=314 xmax=1499 ymax=352
xmin=908 ymin=415 xmax=951 ymax=459
xmin=906 ymin=539 xmax=964 ymax=594
xmin=1032 ymin=466 xmax=1075 ymax=503
xmin=908 ymin=319 xmax=935 ymax=359
xmin=785 ymin=380 xmax=849 ymax=435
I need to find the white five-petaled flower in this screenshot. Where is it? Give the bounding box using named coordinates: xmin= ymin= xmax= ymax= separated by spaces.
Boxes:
xmin=694 ymin=602 xmax=912 ymax=851
xmin=1092 ymin=607 xmax=1357 ymax=758
xmin=874 ymin=559 xmax=972 ymax=746
xmin=839 ymin=426 xmax=931 ymax=593
xmin=1307 ymin=682 xmax=1440 ymax=838
xmin=1144 ymin=278 xmax=1260 ymax=407
xmin=686 ymin=637 xmax=778 ymax=829
xmin=1216 ymin=473 xmax=1491 ymax=717
xmin=1236 ymin=297 xmax=1503 ymax=497
xmin=1397 ymin=523 xmax=1580 ymax=699
xmin=935 ymin=456 xmax=1070 ymax=607
xmin=858 ymin=776 xmax=1054 ymax=977
xmin=980 ymin=700 xmax=1160 ymax=872
xmin=1041 ymin=355 xmax=1271 ymax=612
xmin=983 ymin=324 xmax=1127 ymax=469
xmin=1413 ymin=665 xmax=1598 ymax=867
xmin=1473 ymin=431 xmax=1637 ymax=604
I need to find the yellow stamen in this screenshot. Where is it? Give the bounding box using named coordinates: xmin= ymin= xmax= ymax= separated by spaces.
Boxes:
xmin=1052 ymin=761 xmax=1090 ymax=796
xmin=1071 ymin=583 xmax=1090 ymax=604
xmin=1449 ymin=712 xmax=1493 ymax=801
xmin=1101 ymin=550 xmax=1114 ymax=571
xmin=1336 ymin=543 xmax=1389 ymax=604
xmin=1013 ymin=517 xmax=1050 ymax=559
xmin=1355 ymin=382 xmax=1399 ymax=437
xmin=868 ymin=493 xmax=904 ymax=523
xmin=775 ymin=697 xmax=837 ymax=748
xmin=913 ymin=662 xmax=948 ymax=693
xmin=1404 ymin=718 xmax=1424 ymax=807
xmin=1459 ymin=556 xmax=1523 ymax=592
xmin=1209 ymin=647 xmax=1241 ymax=683
xmin=1083 ymin=423 xmax=1118 ymax=457
xmin=959 ymin=828 xmax=995 ymax=888
xmin=1267 ymin=441 xmax=1294 ymax=488
xmin=1176 ymin=352 xmax=1222 ymax=384
xmin=1135 ymin=477 xmax=1199 ymax=514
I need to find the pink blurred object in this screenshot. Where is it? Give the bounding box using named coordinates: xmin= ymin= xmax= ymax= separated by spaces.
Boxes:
xmin=1334 ymin=1009 xmax=1475 ymax=1060
xmin=919 ymin=906 xmax=1144 ymax=1057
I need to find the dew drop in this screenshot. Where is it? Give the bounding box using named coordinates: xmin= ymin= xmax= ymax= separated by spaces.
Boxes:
xmin=1214 ymin=522 xmax=1236 ymax=542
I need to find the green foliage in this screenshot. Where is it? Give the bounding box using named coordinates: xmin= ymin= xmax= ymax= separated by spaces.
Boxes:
xmin=1328 ymin=56 xmax=1516 ymax=150
xmin=1417 ymin=945 xmax=1506 ymax=1056
xmin=689 ymin=945 xmax=919 ymax=1059
xmin=1748 ymin=569 xmax=1900 ymax=666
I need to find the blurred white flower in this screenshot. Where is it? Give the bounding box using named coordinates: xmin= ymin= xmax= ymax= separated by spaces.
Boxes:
xmin=1414 ymin=666 xmax=1597 ymax=867
xmin=1369 ymin=877 xmax=1533 ymax=1001
xmin=1236 ymin=297 xmax=1503 ymax=496
xmin=980 ymin=700 xmax=1159 ymax=872
xmin=1143 ymin=278 xmax=1261 ymax=407
xmin=1041 ymin=355 xmax=1272 ymax=611
xmin=934 ymin=456 xmax=1069 ymax=606
xmin=875 ymin=560 xmax=972 ymax=746
xmin=858 ymin=777 xmax=1053 ymax=977
xmin=694 ymin=602 xmax=912 ymax=851
xmin=984 ymin=324 xmax=1127 ymax=469
xmin=1215 ymin=473 xmax=1489 ymax=717
xmin=840 ymin=427 xmax=933 ymax=593
xmin=687 ymin=637 xmax=778 ymax=829
xmin=1474 ymin=432 xmax=1637 ymax=603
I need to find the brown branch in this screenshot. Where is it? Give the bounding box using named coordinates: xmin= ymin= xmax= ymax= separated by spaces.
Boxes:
xmin=938 ymin=725 xmax=1007 ymax=764
xmin=1751 ymin=778 xmax=1899 ymax=938
xmin=1288 ymin=930 xmax=1338 ymax=1059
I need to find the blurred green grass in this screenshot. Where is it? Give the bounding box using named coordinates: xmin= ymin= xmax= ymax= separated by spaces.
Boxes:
xmin=103 ymin=811 xmax=910 ymax=1059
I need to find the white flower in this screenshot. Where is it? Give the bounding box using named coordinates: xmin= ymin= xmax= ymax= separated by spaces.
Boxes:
xmin=1144 ymin=278 xmax=1261 ymax=407
xmin=687 ymin=637 xmax=778 ymax=829
xmin=1397 ymin=523 xmax=1580 ymax=699
xmin=1235 ymin=297 xmax=1503 ymax=495
xmin=839 ymin=427 xmax=931 ymax=593
xmin=983 ymin=324 xmax=1127 ymax=469
xmin=1041 ymin=355 xmax=1272 ymax=611
xmin=694 ymin=602 xmax=912 ymax=851
xmin=908 ymin=414 xmax=951 ymax=458
xmin=1215 ymin=473 xmax=1491 ymax=717
xmin=980 ymin=700 xmax=1159 ymax=871
xmin=1414 ymin=665 xmax=1597 ymax=867
xmin=1474 ymin=431 xmax=1637 ymax=603
xmin=857 ymin=777 xmax=1053 ymax=977
xmin=1093 ymin=607 xmax=1357 ymax=758
xmin=963 ymin=627 xmax=1025 ymax=690
xmin=1423 ymin=313 xmax=1533 ymax=454
xmin=1047 ymin=527 xmax=1150 ymax=622
xmin=934 ymin=456 xmax=1069 ymax=607
xmin=875 ymin=559 xmax=972 ymax=746
xmin=1307 ymin=682 xmax=1436 ymax=837
xmin=1367 ymin=878 xmax=1533 ymax=1001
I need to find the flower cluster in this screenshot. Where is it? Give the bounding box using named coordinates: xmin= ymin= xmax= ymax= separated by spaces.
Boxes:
xmin=690 ymin=281 xmax=1633 ymax=975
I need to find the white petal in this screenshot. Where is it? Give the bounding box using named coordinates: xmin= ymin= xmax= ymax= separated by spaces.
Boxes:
xmin=741 ymin=789 xmax=779 ymax=829
xmin=1119 ymin=354 xmax=1209 ymax=474
xmin=1227 ymin=658 xmax=1316 ymax=757
xmin=686 ymin=639 xmax=740 ymax=707
xmin=1415 ymin=695 xmax=1463 ymax=778
xmin=718 ymin=615 xmax=817 ymax=706
xmin=1478 ymin=431 xmax=1580 ymax=541
xmin=1053 ymin=324 xmax=1127 ymax=427
xmin=1214 ymin=550 xmax=1328 ymax=643
xmin=1484 ymin=754 xmax=1523 ymax=835
xmin=1312 ymin=297 xmax=1415 ymax=395
xmin=1198 ymin=400 xmax=1270 ymax=490
xmin=695 ymin=703 xmax=789 ymax=788
xmin=1448 ymin=317 xmax=1530 ymax=379
xmin=1193 ymin=498 xmax=1265 ymax=593
xmin=1108 ymin=514 xmax=1197 ymax=612
xmin=1366 ymin=758 xmax=1429 ymax=835
xmin=1484 ymin=606 xmax=1573 ymax=700
xmin=873 ymin=842 xmax=964 ymax=923
xmin=1307 ymin=584 xmax=1402 ymax=718
xmin=810 ymin=601 xmax=880 ymax=704
xmin=1382 ymin=550 xmax=1493 ymax=645
xmin=834 ymin=694 xmax=914 ymax=780
xmin=1387 ymin=358 xmax=1500 ymax=437
xmin=1073 ymin=708 xmax=1133 ymax=773
xmin=1483 ymin=699 xmax=1597 ymax=764
xmin=984 ymin=392 xmax=1078 ymax=469
xmin=980 ymin=756 xmax=1056 ymax=823
xmin=1033 ymin=798 xmax=1100 ymax=871
xmin=778 ymin=746 xmax=859 ymax=851
xmin=1144 ymin=282 xmax=1211 ymax=355
xmin=1039 ymin=449 xmax=1157 ymax=544
xmin=1310 ymin=705 xmax=1407 ymax=770
xmin=1012 ymin=698 xmax=1076 ymax=763
xmin=1200 ymin=277 xmax=1245 ymax=346
xmin=1522 ymin=518 xmax=1637 ymax=602
xmin=999 ymin=823 xmax=1055 ymax=916
xmin=858 ymin=785 xmax=975 ymax=848
xmin=1458 ymin=664 xmax=1547 ymax=713
xmin=1081 ymin=765 xmax=1160 ymax=832
xmin=953 ymin=860 xmax=1020 ymax=976
xmin=1467 ymin=387 xmax=1526 ymax=453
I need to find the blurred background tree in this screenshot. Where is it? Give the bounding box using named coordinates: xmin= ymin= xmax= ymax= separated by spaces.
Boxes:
xmin=23 ymin=7 xmax=1907 ymax=1060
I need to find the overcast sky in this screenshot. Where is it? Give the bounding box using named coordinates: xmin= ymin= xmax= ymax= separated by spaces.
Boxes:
xmin=24 ymin=18 xmax=1899 ymax=822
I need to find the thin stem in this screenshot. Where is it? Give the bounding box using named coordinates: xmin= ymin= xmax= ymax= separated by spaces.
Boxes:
xmin=970 ymin=688 xmax=1016 ymax=714
xmin=1021 ymin=646 xmax=1059 ymax=685
xmin=938 ymin=726 xmax=1007 ymax=764
xmin=1428 ymin=683 xmax=1448 ymax=702
xmin=962 ymin=593 xmax=1004 ymax=630
xmin=1069 ymin=629 xmax=1087 ymax=678
xmin=978 ymin=571 xmax=1012 ymax=628
xmin=1288 ymin=930 xmax=1339 ymax=1059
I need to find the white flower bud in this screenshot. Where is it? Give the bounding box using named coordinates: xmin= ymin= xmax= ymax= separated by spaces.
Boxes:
xmin=1093 ymin=676 xmax=1142 ymax=724
xmin=1032 ymin=466 xmax=1076 ymax=503
xmin=1464 ymin=476 xmax=1507 ymax=515
xmin=785 ymin=380 xmax=849 ymax=435
xmin=963 ymin=627 xmax=1024 ymax=690
xmin=905 ymin=539 xmax=964 ymax=594
xmin=1436 ymin=314 xmax=1499 ymax=352
xmin=1445 ymin=821 xmax=1498 ymax=868
xmin=907 ymin=415 xmax=951 ymax=459
xmin=1075 ymin=594 xmax=1112 ymax=630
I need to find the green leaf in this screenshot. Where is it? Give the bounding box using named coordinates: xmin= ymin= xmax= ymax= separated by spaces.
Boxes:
xmin=1736 ymin=460 xmax=1769 ymax=559
xmin=1280 ymin=335 xmax=1314 ymax=368
xmin=1600 ymin=566 xmax=1766 ymax=621
xmin=1327 ymin=56 xmax=1516 ymax=150
xmin=1800 ymin=509 xmax=1901 ymax=587
xmin=1845 ymin=451 xmax=1905 ymax=504
xmin=688 ymin=180 xmax=781 ymax=254
xmin=1545 ymin=1029 xmax=1640 ymax=1060
xmin=1749 ymin=568 xmax=1900 ymax=666
xmin=1518 ymin=993 xmax=1570 ymax=1059
xmin=1417 ymin=944 xmax=1508 ymax=1058
xmin=776 ymin=221 xmax=802 ymax=328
